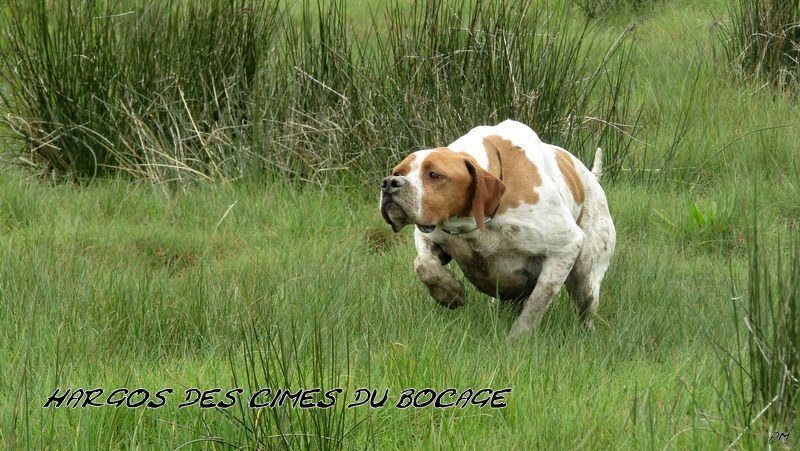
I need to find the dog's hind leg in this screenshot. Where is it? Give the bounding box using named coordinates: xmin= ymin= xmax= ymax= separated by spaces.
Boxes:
xmin=566 ymin=213 xmax=615 ymax=330
xmin=508 ymin=231 xmax=584 ymax=340
xmin=565 ymin=261 xmax=601 ymax=331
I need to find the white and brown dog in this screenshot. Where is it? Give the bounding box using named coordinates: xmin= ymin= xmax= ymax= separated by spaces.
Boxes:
xmin=380 ymin=120 xmax=615 ymax=339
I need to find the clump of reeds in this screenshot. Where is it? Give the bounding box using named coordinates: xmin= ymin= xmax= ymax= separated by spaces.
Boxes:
xmin=217 ymin=321 xmax=369 ymax=449
xmin=716 ymin=222 xmax=799 ymax=446
xmin=718 ymin=0 xmax=800 ymax=90
xmin=1 ymin=0 xmax=640 ymax=184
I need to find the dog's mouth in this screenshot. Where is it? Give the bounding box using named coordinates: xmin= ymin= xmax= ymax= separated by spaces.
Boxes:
xmin=380 ymin=197 xmax=437 ymax=234
xmin=380 ymin=199 xmax=409 ymax=233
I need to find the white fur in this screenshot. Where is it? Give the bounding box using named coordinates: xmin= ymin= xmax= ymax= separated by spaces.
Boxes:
xmin=408 ymin=120 xmax=616 ymax=338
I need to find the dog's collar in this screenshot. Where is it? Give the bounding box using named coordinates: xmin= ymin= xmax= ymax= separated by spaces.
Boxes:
xmin=434 ymin=193 xmax=503 ymax=236
xmin=439 ymin=217 xmax=493 ymax=235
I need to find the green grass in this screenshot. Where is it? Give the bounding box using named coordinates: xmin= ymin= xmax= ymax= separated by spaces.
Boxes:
xmin=0 ymin=174 xmax=725 ymax=448
xmin=1 ymin=172 xmax=797 ymax=448
xmin=1 ymin=0 xmax=800 ymax=449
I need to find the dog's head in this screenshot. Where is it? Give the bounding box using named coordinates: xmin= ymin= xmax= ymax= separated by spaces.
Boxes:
xmin=380 ymin=147 xmax=505 ymax=233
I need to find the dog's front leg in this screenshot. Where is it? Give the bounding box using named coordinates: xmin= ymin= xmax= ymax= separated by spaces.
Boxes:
xmin=414 ymin=233 xmax=465 ymax=309
xmin=508 ymin=237 xmax=582 ymax=339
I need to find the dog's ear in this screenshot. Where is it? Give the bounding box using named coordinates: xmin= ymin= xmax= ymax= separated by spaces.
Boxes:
xmin=464 ymin=159 xmax=505 ymax=231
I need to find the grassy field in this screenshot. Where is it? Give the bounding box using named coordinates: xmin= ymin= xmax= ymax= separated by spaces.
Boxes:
xmin=1 ymin=0 xmax=799 ymax=449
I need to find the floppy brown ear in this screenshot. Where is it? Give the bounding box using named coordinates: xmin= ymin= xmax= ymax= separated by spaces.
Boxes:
xmin=465 ymin=159 xmax=506 ymax=231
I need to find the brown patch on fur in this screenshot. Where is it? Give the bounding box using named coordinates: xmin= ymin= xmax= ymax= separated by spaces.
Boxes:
xmin=482 ymin=135 xmax=542 ymax=213
xmin=555 ymin=148 xmax=585 ymax=204
xmin=392 ymin=153 xmax=416 ymax=176
xmin=419 ymin=148 xmax=474 ymax=225
xmin=417 ymin=147 xmax=504 ymax=228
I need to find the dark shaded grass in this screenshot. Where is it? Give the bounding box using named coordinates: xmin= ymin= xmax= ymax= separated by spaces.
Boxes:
xmin=1 ymin=0 xmax=640 ymax=184
xmin=575 ymin=0 xmax=663 ymax=19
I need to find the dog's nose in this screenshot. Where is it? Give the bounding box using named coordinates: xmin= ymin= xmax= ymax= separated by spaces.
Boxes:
xmin=381 ymin=176 xmax=406 ymax=194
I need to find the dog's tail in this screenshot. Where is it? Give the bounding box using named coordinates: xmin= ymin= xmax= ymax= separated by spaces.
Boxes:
xmin=591 ymin=148 xmax=603 ymax=180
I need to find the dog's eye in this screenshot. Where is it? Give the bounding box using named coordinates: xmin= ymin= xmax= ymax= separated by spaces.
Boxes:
xmin=429 ymin=171 xmax=442 ymax=180
xmin=393 ymin=171 xmax=402 ymax=177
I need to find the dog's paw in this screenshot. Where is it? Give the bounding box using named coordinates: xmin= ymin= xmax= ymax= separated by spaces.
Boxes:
xmin=507 ymin=320 xmax=532 ymax=341
xmin=429 ymin=279 xmax=466 ymax=309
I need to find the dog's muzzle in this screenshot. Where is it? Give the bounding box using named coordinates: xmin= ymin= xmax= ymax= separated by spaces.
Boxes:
xmin=380 ymin=176 xmax=438 ymax=234
xmin=381 ymin=176 xmax=406 ymax=194
xmin=380 ymin=176 xmax=410 ymax=233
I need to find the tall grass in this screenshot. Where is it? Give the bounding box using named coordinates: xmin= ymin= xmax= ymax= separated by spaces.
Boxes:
xmin=1 ymin=0 xmax=640 ymax=184
xmin=0 ymin=0 xmax=279 ymax=182
xmin=718 ymin=0 xmax=800 ymax=90
xmin=717 ymin=223 xmax=799 ymax=446
xmin=223 ymin=322 xmax=370 ymax=449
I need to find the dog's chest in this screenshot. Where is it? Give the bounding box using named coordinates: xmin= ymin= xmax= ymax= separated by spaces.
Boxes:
xmin=438 ymin=233 xmax=541 ymax=301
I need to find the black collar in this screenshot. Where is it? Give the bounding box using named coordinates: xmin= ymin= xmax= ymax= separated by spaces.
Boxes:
xmin=439 ymin=217 xmax=493 ymax=235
